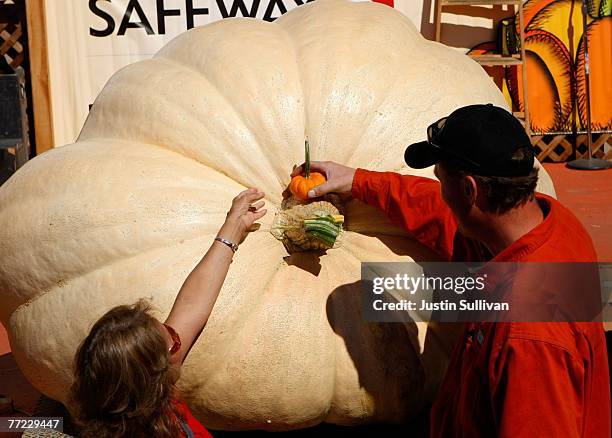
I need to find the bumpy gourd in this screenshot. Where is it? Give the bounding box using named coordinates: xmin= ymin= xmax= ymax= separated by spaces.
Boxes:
xmin=271 ymin=195 xmax=344 ymax=252
xmin=0 ymin=0 xmax=556 ymax=431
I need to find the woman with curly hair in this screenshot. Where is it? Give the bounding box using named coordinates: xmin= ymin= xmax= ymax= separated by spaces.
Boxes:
xmin=70 ymin=188 xmax=267 ymax=437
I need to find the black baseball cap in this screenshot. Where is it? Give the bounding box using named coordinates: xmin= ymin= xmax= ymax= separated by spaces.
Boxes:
xmin=404 ymin=104 xmax=535 ymax=176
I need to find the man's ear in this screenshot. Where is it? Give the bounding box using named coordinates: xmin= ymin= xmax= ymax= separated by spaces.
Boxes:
xmin=463 ymin=176 xmax=477 ymax=203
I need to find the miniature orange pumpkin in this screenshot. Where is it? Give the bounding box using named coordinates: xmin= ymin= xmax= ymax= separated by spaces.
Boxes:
xmin=289 ymin=141 xmax=326 ymax=200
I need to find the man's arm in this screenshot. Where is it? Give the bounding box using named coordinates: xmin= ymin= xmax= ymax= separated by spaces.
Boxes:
xmin=291 ymin=162 xmax=457 ymax=259
xmin=351 ymin=168 xmax=457 ymax=259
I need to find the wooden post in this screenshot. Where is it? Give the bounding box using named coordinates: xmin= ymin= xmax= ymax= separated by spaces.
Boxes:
xmin=434 ymin=0 xmax=444 ymax=42
xmin=518 ymin=1 xmax=530 ymax=136
xmin=25 ymin=0 xmax=54 ymax=154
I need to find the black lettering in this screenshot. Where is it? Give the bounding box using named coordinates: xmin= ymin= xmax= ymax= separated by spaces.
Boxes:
xmin=89 ymin=0 xmax=115 ymax=37
xmin=118 ymin=0 xmax=155 ymax=35
xmin=186 ymin=0 xmax=210 ymax=29
xmin=156 ymin=0 xmax=181 ymax=35
xmin=263 ymin=0 xmax=287 ymax=21
xmin=293 ymin=0 xmax=314 ymax=5
xmin=216 ymin=0 xmax=261 ymax=18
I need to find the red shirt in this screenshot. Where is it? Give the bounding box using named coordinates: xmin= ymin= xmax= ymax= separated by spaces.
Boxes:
xmin=173 ymin=399 xmax=213 ymax=438
xmin=352 ymin=169 xmax=611 ymax=437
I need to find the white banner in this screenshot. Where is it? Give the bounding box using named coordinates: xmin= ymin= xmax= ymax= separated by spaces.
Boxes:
xmin=43 ymin=0 xmax=493 ymax=148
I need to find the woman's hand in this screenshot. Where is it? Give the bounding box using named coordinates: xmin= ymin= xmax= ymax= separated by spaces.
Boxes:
xmin=165 ymin=188 xmax=266 ymax=366
xmin=291 ymin=161 xmax=356 ymax=198
xmin=218 ymin=188 xmax=267 ymax=244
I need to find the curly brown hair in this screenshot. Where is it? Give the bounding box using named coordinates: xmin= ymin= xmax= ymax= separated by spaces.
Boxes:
xmin=70 ymin=299 xmax=184 ymax=438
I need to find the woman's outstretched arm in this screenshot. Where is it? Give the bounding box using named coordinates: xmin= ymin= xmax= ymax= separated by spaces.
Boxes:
xmin=164 ymin=188 xmax=267 ymax=365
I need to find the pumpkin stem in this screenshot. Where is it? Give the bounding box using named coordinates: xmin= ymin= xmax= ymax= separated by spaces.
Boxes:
xmin=305 ymin=140 xmax=310 ymax=179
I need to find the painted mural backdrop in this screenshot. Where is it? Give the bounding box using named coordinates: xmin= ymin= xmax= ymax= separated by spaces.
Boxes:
xmin=470 ymin=0 xmax=611 ymax=135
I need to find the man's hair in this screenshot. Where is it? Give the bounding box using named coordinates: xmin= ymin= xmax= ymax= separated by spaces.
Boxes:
xmin=70 ymin=299 xmax=183 ymax=438
xmin=442 ymin=147 xmax=539 ymax=214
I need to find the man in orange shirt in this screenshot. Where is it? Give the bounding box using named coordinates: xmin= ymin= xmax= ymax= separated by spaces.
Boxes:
xmin=292 ymin=104 xmax=610 ymax=436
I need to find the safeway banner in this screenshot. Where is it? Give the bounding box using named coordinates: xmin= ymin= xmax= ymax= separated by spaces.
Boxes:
xmin=42 ymin=0 xmax=425 ymax=147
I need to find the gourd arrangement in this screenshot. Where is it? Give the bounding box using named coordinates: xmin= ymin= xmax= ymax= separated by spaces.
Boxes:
xmin=277 ymin=141 xmax=344 ymax=251
xmin=0 ymin=0 xmax=555 ymax=431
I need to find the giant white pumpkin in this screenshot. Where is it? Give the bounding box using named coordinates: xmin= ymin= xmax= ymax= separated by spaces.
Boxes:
xmin=0 ymin=0 xmax=555 ymax=431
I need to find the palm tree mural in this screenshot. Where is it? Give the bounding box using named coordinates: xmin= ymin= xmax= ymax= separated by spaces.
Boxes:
xmin=469 ymin=0 xmax=611 ymax=134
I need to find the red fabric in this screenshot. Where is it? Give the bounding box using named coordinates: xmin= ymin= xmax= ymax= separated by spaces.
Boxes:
xmin=351 ymin=169 xmax=611 ymax=438
xmin=173 ymin=399 xmax=213 ymax=438
xmin=372 ymin=0 xmax=394 ymax=7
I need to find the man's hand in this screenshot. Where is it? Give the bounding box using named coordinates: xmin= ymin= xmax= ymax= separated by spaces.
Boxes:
xmin=220 ymin=188 xmax=267 ymax=244
xmin=291 ymin=161 xmax=356 ymax=198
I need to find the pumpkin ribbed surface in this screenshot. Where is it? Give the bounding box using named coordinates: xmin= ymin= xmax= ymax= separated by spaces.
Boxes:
xmin=0 ymin=0 xmax=555 ymax=431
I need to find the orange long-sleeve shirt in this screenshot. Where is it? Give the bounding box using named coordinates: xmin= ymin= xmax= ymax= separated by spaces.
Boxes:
xmin=351 ymin=168 xmax=611 ymax=437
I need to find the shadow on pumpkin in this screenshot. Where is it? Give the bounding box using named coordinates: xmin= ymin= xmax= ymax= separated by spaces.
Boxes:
xmin=363 ymin=233 xmax=444 ymax=261
xmin=325 ymin=280 xmax=424 ymax=423
xmin=280 ymin=234 xmax=439 ymax=277
xmin=325 ymin=278 xmax=461 ymax=429
xmin=283 ymin=251 xmax=325 ymax=276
